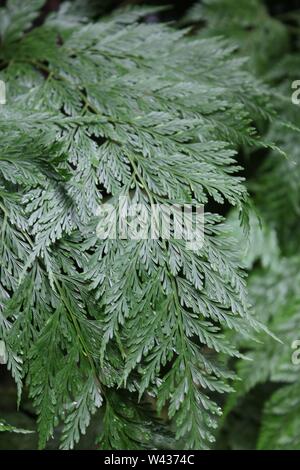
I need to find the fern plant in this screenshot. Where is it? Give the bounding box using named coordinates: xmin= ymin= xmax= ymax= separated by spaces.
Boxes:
xmin=186 ymin=0 xmax=300 ymax=450
xmin=188 ymin=0 xmax=300 ymax=252
xmin=218 ymin=213 xmax=300 ymax=449
xmin=0 ymin=0 xmax=279 ymax=450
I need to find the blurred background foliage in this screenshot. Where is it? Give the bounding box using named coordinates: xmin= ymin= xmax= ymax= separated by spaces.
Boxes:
xmin=1 ymin=0 xmax=300 ymax=450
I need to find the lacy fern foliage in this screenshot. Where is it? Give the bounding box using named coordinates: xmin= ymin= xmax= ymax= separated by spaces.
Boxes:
xmin=0 ymin=0 xmax=275 ymax=450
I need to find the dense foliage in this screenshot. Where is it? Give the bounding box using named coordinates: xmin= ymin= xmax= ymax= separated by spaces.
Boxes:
xmin=0 ymin=0 xmax=299 ymax=450
xmin=186 ymin=0 xmax=300 ymax=450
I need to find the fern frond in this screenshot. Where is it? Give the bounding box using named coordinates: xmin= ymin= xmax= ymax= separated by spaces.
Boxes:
xmin=0 ymin=1 xmax=276 ymax=449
